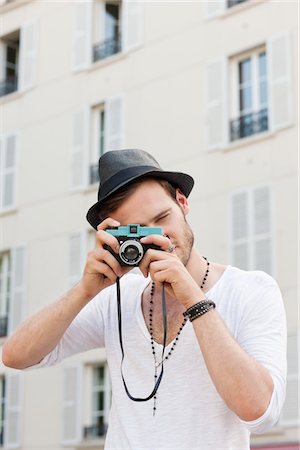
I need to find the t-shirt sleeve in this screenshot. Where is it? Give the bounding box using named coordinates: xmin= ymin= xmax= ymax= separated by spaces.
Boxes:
xmin=24 ymin=289 xmax=108 ymax=370
xmin=236 ymin=273 xmax=287 ymax=434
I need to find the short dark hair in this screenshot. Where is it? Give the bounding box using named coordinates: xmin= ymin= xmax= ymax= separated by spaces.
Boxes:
xmin=97 ymin=176 xmax=177 ymax=223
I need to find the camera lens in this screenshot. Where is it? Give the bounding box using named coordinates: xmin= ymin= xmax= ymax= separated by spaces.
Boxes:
xmin=119 ymin=240 xmax=144 ymax=265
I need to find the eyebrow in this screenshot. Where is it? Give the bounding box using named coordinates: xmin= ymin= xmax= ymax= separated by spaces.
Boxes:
xmin=139 ymin=208 xmax=171 ymax=227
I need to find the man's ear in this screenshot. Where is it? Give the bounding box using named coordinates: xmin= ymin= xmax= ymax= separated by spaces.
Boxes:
xmin=175 ymin=188 xmax=189 ymax=215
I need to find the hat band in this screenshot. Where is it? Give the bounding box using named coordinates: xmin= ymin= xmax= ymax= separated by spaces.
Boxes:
xmin=99 ymin=165 xmax=161 ymax=200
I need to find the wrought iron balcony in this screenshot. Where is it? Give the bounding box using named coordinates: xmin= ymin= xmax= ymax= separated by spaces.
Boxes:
xmin=93 ymin=34 xmax=122 ymax=63
xmin=230 ymin=108 xmax=268 ymax=142
xmin=227 ymin=0 xmax=248 ymax=7
xmin=0 ymin=76 xmax=18 ymax=97
xmin=83 ymin=423 xmax=107 ymax=439
xmin=90 ymin=163 xmax=100 ymax=185
xmin=0 ymin=316 xmax=8 ymax=337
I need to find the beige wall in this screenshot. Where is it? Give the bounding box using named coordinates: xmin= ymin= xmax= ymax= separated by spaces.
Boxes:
xmin=0 ymin=0 xmax=298 ymax=449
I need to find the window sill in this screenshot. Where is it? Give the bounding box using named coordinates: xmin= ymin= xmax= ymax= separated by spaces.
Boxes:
xmin=0 ymin=0 xmax=32 ymax=13
xmin=0 ymin=89 xmax=23 ymax=104
xmin=88 ymin=51 xmax=127 ymax=73
xmin=77 ymin=437 xmax=106 ymax=449
xmin=224 ymin=129 xmax=276 ymax=152
xmin=0 ymin=207 xmax=18 ymax=217
xmin=222 ymin=0 xmax=265 ymax=19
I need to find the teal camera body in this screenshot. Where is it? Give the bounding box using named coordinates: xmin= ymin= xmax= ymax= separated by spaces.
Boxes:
xmin=105 ymin=224 xmax=163 ymax=266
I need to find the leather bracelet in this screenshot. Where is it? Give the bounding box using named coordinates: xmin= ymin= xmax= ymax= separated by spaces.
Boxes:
xmin=183 ymin=299 xmax=216 ymax=322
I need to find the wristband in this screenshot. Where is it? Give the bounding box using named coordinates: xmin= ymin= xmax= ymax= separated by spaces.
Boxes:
xmin=183 ymin=299 xmax=216 ymax=322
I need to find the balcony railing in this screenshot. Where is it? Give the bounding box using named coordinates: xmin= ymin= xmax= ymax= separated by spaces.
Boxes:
xmin=0 ymin=316 xmax=8 ymax=337
xmin=90 ymin=163 xmax=100 ymax=185
xmin=227 ymin=0 xmax=248 ymax=7
xmin=93 ymin=34 xmax=122 ymax=63
xmin=0 ymin=76 xmax=18 ymax=97
xmin=230 ymin=108 xmax=268 ymax=142
xmin=83 ymin=424 xmax=107 ymax=439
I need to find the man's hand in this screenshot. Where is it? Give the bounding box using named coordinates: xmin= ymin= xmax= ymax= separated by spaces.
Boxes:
xmin=139 ymin=235 xmax=204 ymax=309
xmin=78 ymin=218 xmax=131 ymax=300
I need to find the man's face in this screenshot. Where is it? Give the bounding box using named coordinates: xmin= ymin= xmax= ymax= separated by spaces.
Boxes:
xmin=110 ymin=179 xmax=194 ymax=266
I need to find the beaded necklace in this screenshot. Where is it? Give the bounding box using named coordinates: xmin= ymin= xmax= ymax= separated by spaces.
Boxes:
xmin=149 ymin=256 xmax=210 ymax=415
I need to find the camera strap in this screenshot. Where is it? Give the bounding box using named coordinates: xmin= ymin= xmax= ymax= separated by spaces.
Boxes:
xmin=116 ymin=277 xmax=167 ymax=402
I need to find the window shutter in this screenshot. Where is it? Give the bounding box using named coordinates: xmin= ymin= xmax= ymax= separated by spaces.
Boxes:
xmin=230 ymin=186 xmax=273 ymax=274
xmin=231 ymin=191 xmax=249 ymax=270
xmin=268 ymin=33 xmax=292 ymax=131
xmin=4 ymin=373 xmax=24 ymax=449
xmin=205 ymin=57 xmax=228 ymax=150
xmin=105 ymin=96 xmax=123 ymax=151
xmin=0 ymin=134 xmax=18 ymax=211
xmin=19 ymin=21 xmax=38 ymax=91
xmin=8 ymin=246 xmax=26 ymax=335
xmin=68 ymin=232 xmax=87 ymax=288
xmin=202 ymin=0 xmax=225 ymax=19
xmin=73 ymin=0 xmax=92 ymax=71
xmin=122 ymin=0 xmax=143 ymax=52
xmin=70 ymin=107 xmax=89 ymax=191
xmin=280 ymin=334 xmax=299 ymax=425
xmin=253 ymin=186 xmax=273 ymax=275
xmin=62 ymin=364 xmax=83 ymax=445
xmin=0 ymin=41 xmax=5 ymax=80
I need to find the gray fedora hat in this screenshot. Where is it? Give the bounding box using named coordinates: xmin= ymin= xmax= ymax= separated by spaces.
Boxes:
xmin=86 ymin=149 xmax=194 ymax=229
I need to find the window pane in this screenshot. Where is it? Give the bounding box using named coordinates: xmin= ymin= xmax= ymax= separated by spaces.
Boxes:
xmin=239 ymin=58 xmax=251 ymax=83
xmin=239 ymin=86 xmax=252 ymax=113
xmin=259 ymin=52 xmax=267 ymax=77
xmin=99 ymin=110 xmax=105 ymax=157
xmin=92 ymin=390 xmax=104 ymax=412
xmin=105 ymin=4 xmax=120 ymax=40
xmin=259 ymin=80 xmax=268 ymax=107
xmin=93 ymin=366 xmax=104 ymax=387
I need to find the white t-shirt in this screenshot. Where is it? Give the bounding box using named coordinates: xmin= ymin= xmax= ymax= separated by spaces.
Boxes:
xmin=29 ymin=265 xmax=287 ymax=450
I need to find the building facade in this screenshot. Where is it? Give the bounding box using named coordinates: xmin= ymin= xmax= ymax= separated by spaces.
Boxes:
xmin=0 ymin=0 xmax=298 ymax=449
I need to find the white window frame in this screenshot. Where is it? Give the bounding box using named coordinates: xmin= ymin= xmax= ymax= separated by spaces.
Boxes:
xmin=90 ymin=103 xmax=106 ymax=184
xmin=85 ymin=363 xmax=111 ymax=439
xmin=230 ymin=45 xmax=267 ymax=120
xmin=0 ymin=252 xmax=11 ymax=337
xmin=93 ymin=0 xmax=122 ymax=60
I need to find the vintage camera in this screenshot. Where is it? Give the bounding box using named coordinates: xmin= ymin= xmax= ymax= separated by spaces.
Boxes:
xmin=104 ymin=224 xmax=163 ymax=266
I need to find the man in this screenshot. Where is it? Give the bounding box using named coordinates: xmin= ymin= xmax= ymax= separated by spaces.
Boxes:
xmin=3 ymin=149 xmax=286 ymax=449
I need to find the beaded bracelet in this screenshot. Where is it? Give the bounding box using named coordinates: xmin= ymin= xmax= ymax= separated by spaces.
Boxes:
xmin=183 ymin=299 xmax=216 ymax=322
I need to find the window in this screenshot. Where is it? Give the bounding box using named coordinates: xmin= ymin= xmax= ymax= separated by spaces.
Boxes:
xmin=84 ymin=364 xmax=111 ymax=440
xmin=0 ymin=376 xmax=5 ymax=447
xmin=227 ymin=0 xmax=248 ymax=8
xmin=0 ymin=31 xmax=20 ymax=97
xmin=230 ymin=48 xmax=268 ymax=141
xmin=0 ymin=252 xmax=11 ymax=338
xmin=280 ymin=334 xmax=299 ymax=426
xmin=0 ymin=133 xmax=17 ymax=212
xmin=93 ymin=1 xmax=122 ymax=63
xmin=90 ymin=104 xmax=106 ymax=185
xmin=230 ymin=186 xmax=274 ymax=275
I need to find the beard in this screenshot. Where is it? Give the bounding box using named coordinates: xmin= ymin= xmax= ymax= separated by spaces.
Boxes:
xmin=173 ymin=214 xmax=194 ymax=267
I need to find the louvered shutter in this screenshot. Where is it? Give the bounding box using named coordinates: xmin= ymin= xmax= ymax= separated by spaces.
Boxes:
xmin=122 ymin=0 xmax=143 ymax=52
xmin=4 ymin=373 xmax=24 ymax=449
xmin=205 ymin=58 xmax=228 ymax=150
xmin=70 ymin=107 xmax=89 ymax=191
xmin=0 ymin=134 xmax=17 ymax=210
xmin=73 ymin=0 xmax=92 ymax=71
xmin=280 ymin=334 xmax=299 ymax=425
xmin=105 ymin=97 xmax=123 ymax=151
xmin=268 ymin=33 xmax=292 ymax=131
xmin=253 ymin=186 xmax=273 ymax=275
xmin=202 ymin=0 xmax=225 ymax=19
xmin=231 ymin=191 xmax=249 ymax=270
xmin=8 ymin=246 xmax=26 ymax=335
xmin=0 ymin=41 xmax=5 ymax=79
xmin=19 ymin=21 xmax=37 ymax=91
xmin=68 ymin=233 xmax=87 ymax=288
xmin=62 ymin=364 xmax=83 ymax=445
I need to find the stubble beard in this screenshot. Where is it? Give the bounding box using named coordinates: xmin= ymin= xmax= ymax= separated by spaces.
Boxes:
xmin=174 ymin=215 xmax=194 ymax=267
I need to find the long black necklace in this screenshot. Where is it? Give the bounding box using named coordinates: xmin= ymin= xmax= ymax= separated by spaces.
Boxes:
xmin=149 ymin=256 xmax=210 ymax=416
